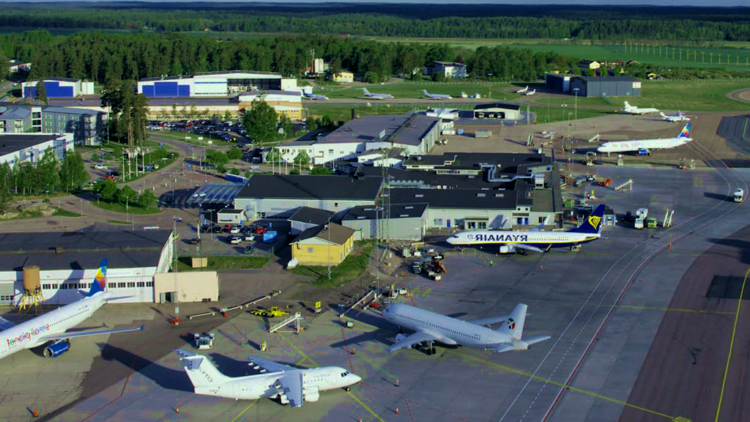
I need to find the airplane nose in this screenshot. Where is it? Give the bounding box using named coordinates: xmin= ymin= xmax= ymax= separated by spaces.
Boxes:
xmin=351 ymin=374 xmax=362 ymax=384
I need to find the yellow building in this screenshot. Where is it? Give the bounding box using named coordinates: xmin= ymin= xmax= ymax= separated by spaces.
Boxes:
xmin=291 ymin=223 xmax=355 ymax=266
xmin=332 ymin=71 xmax=354 ymax=83
xmin=238 ymin=90 xmax=303 ymax=120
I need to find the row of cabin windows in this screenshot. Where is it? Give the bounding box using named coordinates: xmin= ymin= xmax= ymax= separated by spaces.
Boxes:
xmin=399 ymin=313 xmax=481 ymax=341
xmin=41 ymin=281 xmax=152 ymax=290
xmin=52 ymin=309 xmax=87 ymax=327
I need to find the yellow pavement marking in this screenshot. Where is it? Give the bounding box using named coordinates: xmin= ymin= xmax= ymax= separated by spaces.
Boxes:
xmin=276 ymin=332 xmax=385 ymax=422
xmin=230 ymin=399 xmax=258 ymax=422
xmin=714 ymin=267 xmax=750 ymax=422
xmin=524 ymin=298 xmax=733 ymax=316
xmin=450 ymin=349 xmax=675 ymax=421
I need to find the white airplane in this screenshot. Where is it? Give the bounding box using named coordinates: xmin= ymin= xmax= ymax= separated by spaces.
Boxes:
xmin=303 ymin=92 xmax=328 ymax=100
xmin=660 ymin=111 xmax=690 ymax=123
xmin=460 ymin=91 xmax=468 ymax=98
xmin=597 ymin=123 xmax=692 ymax=155
xmin=360 ymin=88 xmax=393 ymax=100
xmin=447 ymin=205 xmax=605 ymax=254
xmin=383 ymin=303 xmax=550 ymax=354
xmin=176 ymin=349 xmax=362 ymax=407
xmin=525 ymin=89 xmax=536 ymax=96
xmin=423 ymin=90 xmax=452 ymax=100
xmin=623 ymin=101 xmax=659 ymax=115
xmin=517 ymin=86 xmax=529 ymax=94
xmin=0 ymin=259 xmax=144 ymax=359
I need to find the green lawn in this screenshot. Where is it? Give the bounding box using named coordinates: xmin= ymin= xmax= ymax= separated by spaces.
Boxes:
xmin=53 ymin=207 xmax=82 ymax=217
xmin=91 ymin=200 xmax=162 ymax=215
xmin=534 ymin=96 xmax=614 ymax=107
xmin=305 ymin=104 xmax=426 ymax=120
xmin=626 ymin=81 xmax=750 ymax=112
xmin=108 ymin=219 xmax=131 ymax=225
xmin=175 ymin=255 xmax=271 ymax=271
xmin=288 ymin=242 xmax=374 ymax=288
xmin=531 ymin=106 xmax=616 ymax=124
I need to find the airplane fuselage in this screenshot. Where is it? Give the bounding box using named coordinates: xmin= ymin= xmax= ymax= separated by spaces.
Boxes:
xmin=598 ymin=137 xmax=691 ymax=154
xmin=193 ymin=367 xmax=357 ymax=401
xmin=447 ymin=230 xmax=599 ymax=250
xmin=0 ymin=295 xmax=104 ymax=358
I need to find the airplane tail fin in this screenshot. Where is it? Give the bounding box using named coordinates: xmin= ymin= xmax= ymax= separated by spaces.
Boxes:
xmin=423 ymin=90 xmax=429 ymax=96
xmin=86 ymin=259 xmax=108 ymax=298
xmin=498 ymin=304 xmax=527 ymax=340
xmin=678 ymin=123 xmax=692 ymax=139
xmin=567 ymin=204 xmax=605 ymax=234
xmin=362 ymin=88 xmax=370 ymax=96
xmin=623 ymin=101 xmax=631 ymax=108
xmin=660 ymin=112 xmax=667 ymax=118
xmin=176 ymin=349 xmax=232 ymax=389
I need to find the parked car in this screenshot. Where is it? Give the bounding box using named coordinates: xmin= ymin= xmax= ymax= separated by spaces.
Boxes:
xmin=254 ymin=226 xmax=267 ymax=234
xmin=94 ymin=164 xmax=107 ymax=170
xmin=230 ymin=226 xmax=241 ymax=234
xmin=228 ymin=236 xmax=242 ymax=245
xmin=211 ymin=226 xmax=223 ymax=233
xmin=242 ymin=245 xmax=254 ymax=254
xmin=188 ymin=237 xmax=201 ymax=245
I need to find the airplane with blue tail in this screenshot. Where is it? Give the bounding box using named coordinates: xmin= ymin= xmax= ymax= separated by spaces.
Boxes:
xmin=0 ymin=259 xmax=144 ymax=359
xmin=447 ymin=204 xmax=606 ymax=253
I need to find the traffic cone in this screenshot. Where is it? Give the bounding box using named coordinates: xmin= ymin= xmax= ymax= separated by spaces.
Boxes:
xmin=350 ymin=347 xmax=356 ymax=355
xmin=395 ymin=379 xmax=400 ymax=387
xmin=395 ymin=407 xmax=400 ymax=415
xmin=175 ymin=407 xmax=180 ymax=414
xmin=32 ymin=410 xmax=38 ymax=418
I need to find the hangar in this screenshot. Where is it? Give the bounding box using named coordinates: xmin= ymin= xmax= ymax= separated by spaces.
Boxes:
xmin=473 ymin=102 xmax=521 ymax=120
xmin=137 ymin=71 xmax=298 ymax=98
xmin=546 ymin=73 xmax=641 ymax=97
xmin=22 ymin=78 xmax=94 ymax=98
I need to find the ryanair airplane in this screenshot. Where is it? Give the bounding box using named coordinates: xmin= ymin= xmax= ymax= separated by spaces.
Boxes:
xmin=447 ymin=205 xmax=605 ymax=254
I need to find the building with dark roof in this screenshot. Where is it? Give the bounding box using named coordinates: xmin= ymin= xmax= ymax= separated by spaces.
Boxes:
xmin=277 ymin=114 xmax=440 ymax=165
xmin=0 ymin=133 xmax=74 ymax=165
xmin=0 ymin=228 xmax=173 ymax=305
xmin=0 ymin=106 xmax=107 ymax=145
xmin=289 ymin=206 xmax=335 ymax=235
xmin=340 ymin=203 xmax=428 ymax=240
xmin=546 ymin=73 xmax=641 ymax=97
xmin=290 ymin=223 xmax=355 ymax=266
xmin=427 ymin=61 xmax=467 ymax=79
xmin=473 ymin=102 xmax=522 ymax=120
xmin=234 ymin=175 xmax=383 ymax=219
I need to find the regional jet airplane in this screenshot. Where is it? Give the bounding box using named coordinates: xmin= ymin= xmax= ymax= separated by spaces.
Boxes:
xmin=176 ymin=349 xmax=362 ymax=407
xmin=423 ymin=90 xmax=452 ymax=100
xmin=517 ymin=86 xmax=529 ymax=94
xmin=383 ymin=303 xmax=550 ymax=354
xmin=525 ymin=89 xmax=537 ymax=96
xmin=660 ymin=111 xmax=690 ymax=123
xmin=360 ymin=88 xmax=393 ymax=100
xmin=0 ymin=259 xmax=144 ymax=359
xmin=447 ymin=204 xmax=605 ymax=253
xmin=623 ymin=101 xmax=659 ymax=115
xmin=597 ymin=123 xmax=692 ymax=155
xmin=303 ymin=92 xmax=329 ymax=100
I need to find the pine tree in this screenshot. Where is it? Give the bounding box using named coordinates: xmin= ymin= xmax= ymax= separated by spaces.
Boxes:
xmin=35 ymin=80 xmax=48 ymax=105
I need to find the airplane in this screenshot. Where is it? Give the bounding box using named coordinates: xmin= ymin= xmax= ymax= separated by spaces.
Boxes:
xmin=423 ymin=90 xmax=452 ymax=100
xmin=461 ymin=91 xmax=468 ymax=98
xmin=597 ymin=123 xmax=692 ymax=156
xmin=360 ymin=88 xmax=393 ymax=100
xmin=383 ymin=303 xmax=550 ymax=354
xmin=517 ymin=86 xmax=529 ymax=94
xmin=525 ymin=89 xmax=536 ymax=96
xmin=446 ymin=204 xmax=605 ymax=254
xmin=660 ymin=111 xmax=690 ymax=123
xmin=176 ymin=349 xmax=362 ymax=407
xmin=623 ymin=101 xmax=659 ymax=115
xmin=303 ymin=92 xmax=329 ymax=100
xmin=0 ymin=259 xmax=144 ymax=359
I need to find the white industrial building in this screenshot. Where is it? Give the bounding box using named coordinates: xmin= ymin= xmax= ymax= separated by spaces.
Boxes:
xmin=0 ymin=133 xmax=74 ymax=165
xmin=277 ymin=114 xmax=441 ymax=165
xmin=22 ymin=78 xmax=94 ymax=98
xmin=137 ymin=71 xmax=298 ymax=98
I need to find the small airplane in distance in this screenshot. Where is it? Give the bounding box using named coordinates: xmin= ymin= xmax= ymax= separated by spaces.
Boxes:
xmin=383 ymin=303 xmax=550 ymax=354
xmin=360 ymin=88 xmax=393 ymax=100
xmin=447 ymin=204 xmax=605 ymax=253
xmin=517 ymin=86 xmax=529 ymax=94
xmin=303 ymin=92 xmax=329 ymax=100
xmin=623 ymin=101 xmax=659 ymax=115
xmin=525 ymin=89 xmax=536 ymax=96
xmin=423 ymin=90 xmax=452 ymax=100
xmin=176 ymin=349 xmax=362 ymax=407
xmin=597 ymin=123 xmax=692 ymax=155
xmin=660 ymin=111 xmax=690 ymax=123
xmin=0 ymin=259 xmax=144 ymax=360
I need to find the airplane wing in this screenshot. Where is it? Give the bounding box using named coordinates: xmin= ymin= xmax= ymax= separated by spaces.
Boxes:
xmin=528 ymin=216 xmax=550 ymax=232
xmin=494 ymin=336 xmax=551 ymax=354
xmin=277 ymin=372 xmax=304 ymax=408
xmin=246 ymin=355 xmax=291 ymax=374
xmin=386 ymin=330 xmax=446 ymax=353
xmin=38 ymin=324 xmax=144 ymax=343
xmin=514 ymin=244 xmax=546 ymax=253
xmin=0 ymin=316 xmax=16 ymax=331
xmin=470 ymin=315 xmax=509 ymax=327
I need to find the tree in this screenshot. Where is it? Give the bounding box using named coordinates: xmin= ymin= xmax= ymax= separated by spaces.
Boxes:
xmin=265 ymin=147 xmax=282 ymax=163
xmin=229 ymin=168 xmax=240 ymax=175
xmin=320 ymin=115 xmax=334 ymax=128
xmin=279 ymin=114 xmax=293 ymax=136
xmin=59 ymin=151 xmax=88 ymax=192
xmin=293 ymin=150 xmax=310 ymax=167
xmin=216 ymin=164 xmax=227 ymax=174
xmin=0 ymin=162 xmax=12 ymax=213
xmin=96 ymin=180 xmax=119 ymax=202
xmin=455 ymin=54 xmax=465 ymax=64
xmin=117 ymin=185 xmax=138 ymax=205
xmin=205 ymin=150 xmax=229 ymax=167
xmin=226 ymin=147 xmax=243 ymax=161
xmin=37 ymin=148 xmax=59 ymax=193
xmin=309 ymin=166 xmax=331 ymax=175
xmin=305 ymin=117 xmax=317 ymax=131
xmin=242 ymin=98 xmax=278 ymax=144
xmin=243 ymin=170 xmax=252 ymax=179
xmin=585 ymin=68 xmax=596 ymax=77
xmin=35 ymin=80 xmax=48 ymax=105
xmin=432 ymin=72 xmax=445 ymax=82
xmin=137 ymin=189 xmax=157 ymax=209
xmin=224 ymin=110 xmax=233 ymax=122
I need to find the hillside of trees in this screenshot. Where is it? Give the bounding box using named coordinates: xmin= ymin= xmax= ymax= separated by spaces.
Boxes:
xmin=1 ymin=4 xmax=749 ymax=41
xmin=0 ymin=31 xmax=578 ymax=83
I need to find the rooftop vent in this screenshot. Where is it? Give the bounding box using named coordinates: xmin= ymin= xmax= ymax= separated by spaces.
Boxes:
xmin=405 ymin=206 xmax=414 ymax=209
xmin=415 ymin=194 xmax=424 ymax=198
xmin=477 ymin=193 xmax=486 ymax=197
xmin=55 ymin=246 xmax=64 ymax=254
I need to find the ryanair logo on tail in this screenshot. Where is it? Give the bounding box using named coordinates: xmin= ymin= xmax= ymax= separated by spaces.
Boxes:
xmin=588 ymin=215 xmax=602 ymax=229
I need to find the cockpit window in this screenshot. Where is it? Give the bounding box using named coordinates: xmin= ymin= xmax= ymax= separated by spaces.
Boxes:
xmin=341 ymin=371 xmax=349 ymax=377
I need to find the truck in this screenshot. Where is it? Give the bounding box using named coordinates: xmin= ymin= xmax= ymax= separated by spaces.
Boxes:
xmin=194 ymin=332 xmax=215 ymax=349
xmin=734 ymin=188 xmax=744 ymax=203
xmin=636 ymin=208 xmax=649 ymax=219
xmin=634 ymin=218 xmax=644 ymax=230
xmin=645 ymin=217 xmax=657 ymax=228
xmin=250 ymin=307 xmax=289 ymax=318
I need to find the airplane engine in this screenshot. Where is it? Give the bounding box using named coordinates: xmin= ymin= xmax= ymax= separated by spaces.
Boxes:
xmin=395 ymin=334 xmax=411 ymax=348
xmin=43 ymin=341 xmax=70 ymax=358
xmin=513 ymin=341 xmax=530 ymax=351
xmin=303 ymin=387 xmax=320 ymax=402
xmin=499 ymin=245 xmax=516 ymax=254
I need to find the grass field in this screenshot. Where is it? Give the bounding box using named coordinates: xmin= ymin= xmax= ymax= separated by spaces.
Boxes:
xmin=91 ymin=200 xmax=162 ymax=215
xmin=626 ymin=81 xmax=750 ymax=112
xmin=108 ymin=219 xmax=131 ymax=225
xmin=289 ymin=241 xmax=374 ymax=288
xmin=175 ymin=255 xmax=271 ymax=272
xmin=531 ymin=106 xmax=615 ymax=124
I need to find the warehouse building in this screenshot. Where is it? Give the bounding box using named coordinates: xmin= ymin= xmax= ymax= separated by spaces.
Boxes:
xmin=0 ymin=106 xmax=107 ymax=145
xmin=291 ymin=223 xmax=356 ymax=266
xmin=234 ymin=174 xmax=383 ymax=219
xmin=238 ymin=90 xmax=302 ymax=120
xmin=473 ymin=102 xmax=522 ymax=120
xmin=137 ymin=71 xmax=298 ymax=98
xmin=22 ymin=78 xmax=94 ymax=98
xmin=0 ymin=229 xmax=173 ymax=305
xmin=0 ymin=133 xmax=74 ymax=165
xmin=289 ymin=206 xmax=335 ymax=235
xmin=545 ymin=73 xmax=641 ymax=97
xmin=427 ymin=62 xmax=467 ymax=79
xmin=341 ymin=203 xmax=428 ymax=240
xmin=277 ymin=114 xmax=440 ymax=165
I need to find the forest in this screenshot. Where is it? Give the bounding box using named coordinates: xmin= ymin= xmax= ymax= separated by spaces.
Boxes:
xmin=0 ymin=30 xmax=578 ymax=83
xmin=1 ymin=3 xmax=750 ymax=41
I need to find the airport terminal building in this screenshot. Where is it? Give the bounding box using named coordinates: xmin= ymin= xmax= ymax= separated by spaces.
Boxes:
xmin=137 ymin=71 xmax=298 ymax=98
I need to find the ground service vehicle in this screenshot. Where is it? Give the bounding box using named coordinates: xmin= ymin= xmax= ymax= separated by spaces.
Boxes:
xmin=635 ymin=218 xmax=644 ymax=230
xmin=250 ymin=307 xmax=289 ymax=318
xmin=734 ymin=188 xmax=744 ymax=203
xmin=645 ymin=217 xmax=657 ymax=228
xmin=194 ymin=333 xmax=215 ymax=349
